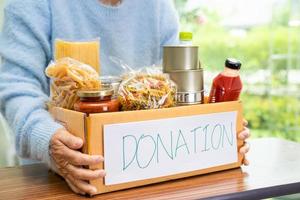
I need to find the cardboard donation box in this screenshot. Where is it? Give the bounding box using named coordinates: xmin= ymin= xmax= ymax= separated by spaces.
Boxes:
xmin=50 ymin=101 xmax=244 ymax=195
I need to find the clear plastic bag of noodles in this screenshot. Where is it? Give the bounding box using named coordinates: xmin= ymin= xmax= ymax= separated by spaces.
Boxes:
xmin=118 ymin=66 xmax=177 ymax=111
xmin=45 ymin=57 xmax=101 ymax=110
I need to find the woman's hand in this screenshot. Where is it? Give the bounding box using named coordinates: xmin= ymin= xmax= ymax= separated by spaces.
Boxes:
xmin=49 ymin=128 xmax=105 ymax=195
xmin=238 ymin=119 xmax=251 ymax=165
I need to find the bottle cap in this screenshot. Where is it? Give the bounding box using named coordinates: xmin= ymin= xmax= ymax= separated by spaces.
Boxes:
xmin=179 ymin=32 xmax=193 ymax=41
xmin=225 ymin=58 xmax=242 ymax=70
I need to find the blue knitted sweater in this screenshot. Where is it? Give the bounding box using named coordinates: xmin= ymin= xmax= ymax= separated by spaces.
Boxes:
xmin=0 ymin=0 xmax=179 ymax=166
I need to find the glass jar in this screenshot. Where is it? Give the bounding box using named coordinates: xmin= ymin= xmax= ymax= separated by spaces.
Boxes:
xmin=74 ymin=89 xmax=120 ymax=113
xmin=99 ymin=76 xmax=122 ymax=98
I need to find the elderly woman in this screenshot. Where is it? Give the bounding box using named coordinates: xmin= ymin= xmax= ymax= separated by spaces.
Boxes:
xmin=0 ymin=0 xmax=250 ymax=196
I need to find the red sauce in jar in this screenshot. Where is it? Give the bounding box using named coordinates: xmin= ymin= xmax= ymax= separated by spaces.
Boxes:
xmin=74 ymin=89 xmax=119 ymax=113
xmin=209 ymin=58 xmax=242 ymax=103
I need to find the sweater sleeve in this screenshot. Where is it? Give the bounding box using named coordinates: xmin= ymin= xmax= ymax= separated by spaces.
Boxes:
xmin=159 ymin=0 xmax=180 ymax=46
xmin=0 ymin=1 xmax=63 ymax=167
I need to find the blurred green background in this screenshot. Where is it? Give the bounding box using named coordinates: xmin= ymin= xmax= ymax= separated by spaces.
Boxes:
xmin=174 ymin=0 xmax=300 ymax=142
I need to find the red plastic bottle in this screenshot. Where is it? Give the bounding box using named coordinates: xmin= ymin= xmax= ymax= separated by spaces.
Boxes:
xmin=209 ymin=58 xmax=242 ymax=103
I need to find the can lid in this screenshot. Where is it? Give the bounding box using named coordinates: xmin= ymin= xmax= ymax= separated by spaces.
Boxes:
xmin=77 ymin=89 xmax=114 ymax=98
xmin=225 ymin=58 xmax=242 ymax=70
xmin=179 ymin=32 xmax=193 ymax=41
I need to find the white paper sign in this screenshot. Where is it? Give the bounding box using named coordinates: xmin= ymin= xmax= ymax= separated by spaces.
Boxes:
xmin=103 ymin=111 xmax=238 ymax=185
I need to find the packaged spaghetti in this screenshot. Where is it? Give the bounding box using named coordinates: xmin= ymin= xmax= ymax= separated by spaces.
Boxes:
xmin=118 ymin=67 xmax=177 ymax=111
xmin=45 ymin=57 xmax=101 ymax=109
xmin=54 ymin=39 xmax=100 ymax=73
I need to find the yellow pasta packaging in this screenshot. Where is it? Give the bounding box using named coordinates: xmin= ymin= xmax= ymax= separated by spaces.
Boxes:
xmin=118 ymin=68 xmax=177 ymax=110
xmin=55 ymin=39 xmax=100 ymax=73
xmin=45 ymin=57 xmax=101 ymax=110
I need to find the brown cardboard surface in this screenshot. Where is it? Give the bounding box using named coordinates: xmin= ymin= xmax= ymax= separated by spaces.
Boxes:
xmin=49 ymin=107 xmax=87 ymax=152
xmin=86 ymin=101 xmax=244 ymax=194
xmin=50 ymin=101 xmax=243 ymax=194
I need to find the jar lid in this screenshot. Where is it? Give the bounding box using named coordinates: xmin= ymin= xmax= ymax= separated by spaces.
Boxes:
xmin=77 ymin=89 xmax=114 ymax=98
xmin=225 ymin=58 xmax=242 ymax=70
xmin=179 ymin=32 xmax=193 ymax=41
xmin=100 ymin=76 xmax=122 ymax=84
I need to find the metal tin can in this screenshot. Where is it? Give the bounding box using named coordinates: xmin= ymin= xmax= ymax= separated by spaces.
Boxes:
xmin=176 ymin=91 xmax=204 ymax=105
xmin=163 ymin=46 xmax=200 ymax=72
xmin=168 ymin=69 xmax=204 ymax=93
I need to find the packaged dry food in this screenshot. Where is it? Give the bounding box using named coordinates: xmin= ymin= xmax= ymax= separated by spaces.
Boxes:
xmin=45 ymin=57 xmax=101 ymax=110
xmin=118 ymin=68 xmax=177 ymax=111
xmin=55 ymin=39 xmax=100 ymax=72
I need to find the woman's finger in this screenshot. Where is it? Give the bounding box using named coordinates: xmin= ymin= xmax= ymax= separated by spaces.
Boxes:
xmin=242 ymin=155 xmax=250 ymax=166
xmin=66 ymin=164 xmax=106 ymax=181
xmin=243 ymin=119 xmax=248 ymax=126
xmin=239 ymin=141 xmax=250 ymax=155
xmin=65 ymin=178 xmax=86 ymax=195
xmin=56 ymin=129 xmax=83 ymax=150
xmin=66 ymin=174 xmax=98 ymax=195
xmin=60 ymin=144 xmax=104 ymax=166
xmin=238 ymin=127 xmax=250 ymax=140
